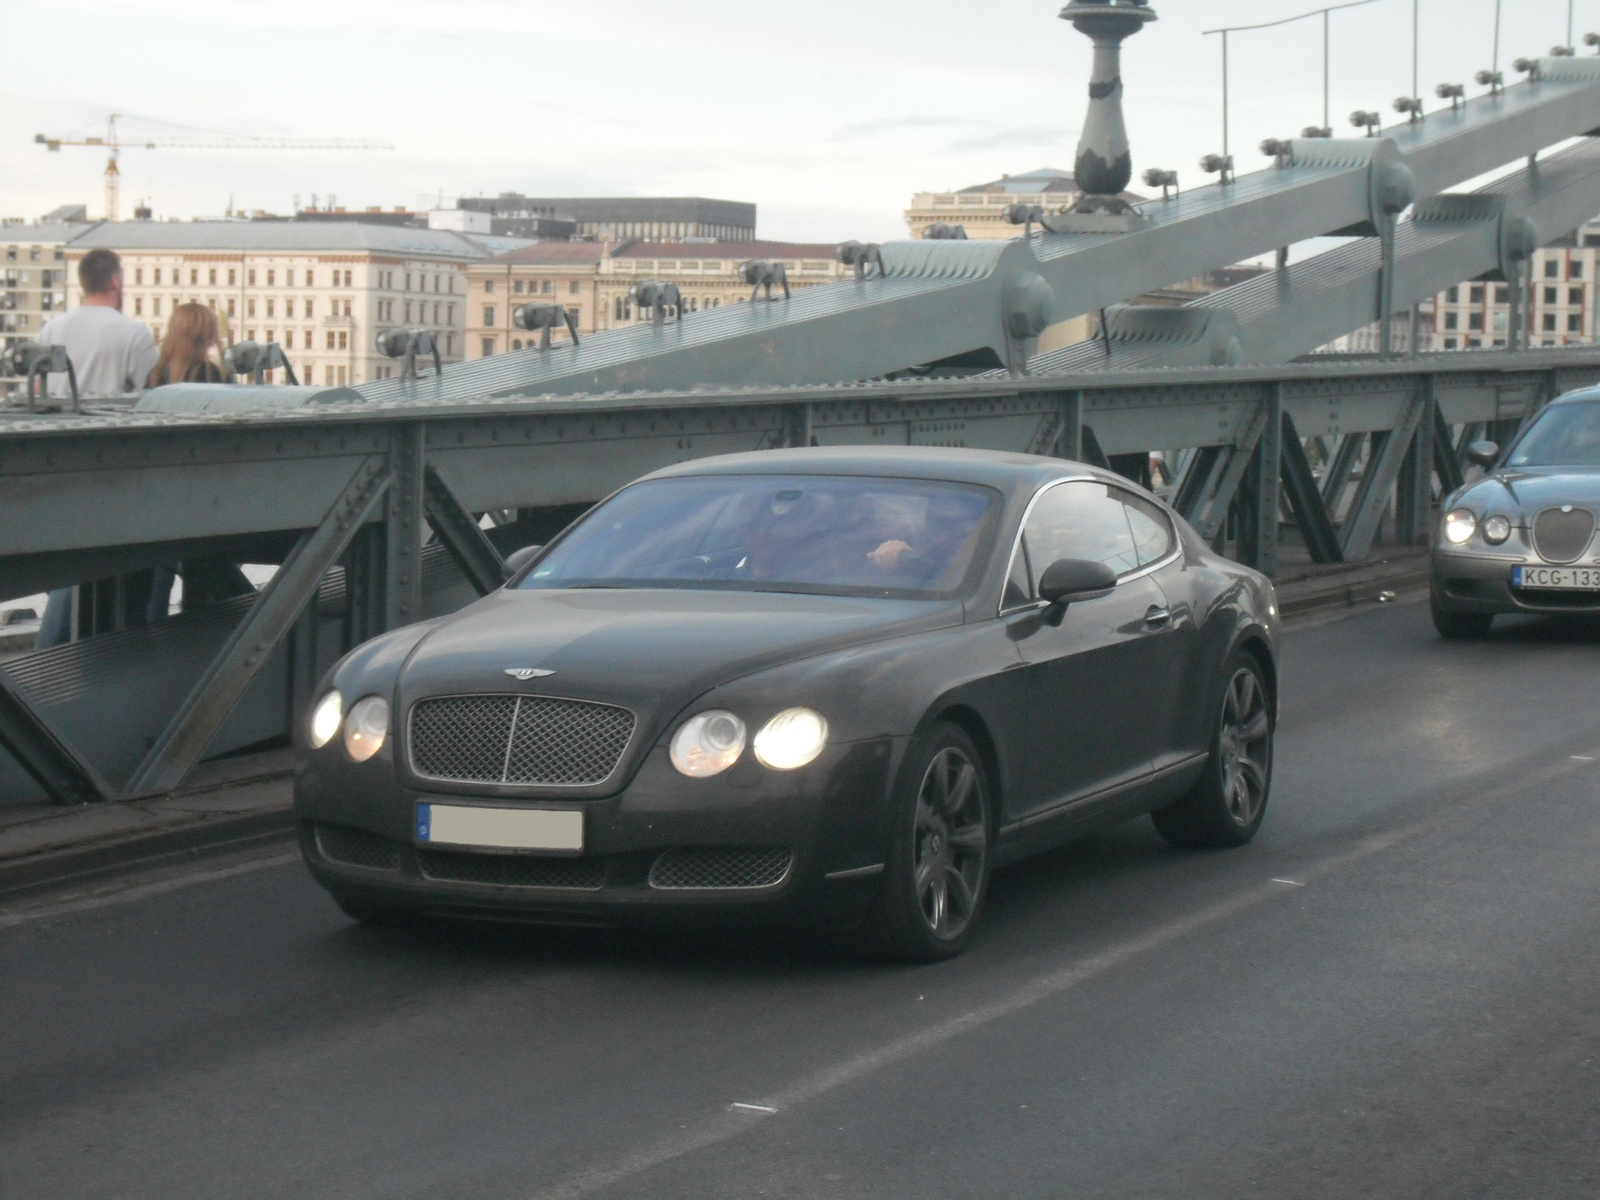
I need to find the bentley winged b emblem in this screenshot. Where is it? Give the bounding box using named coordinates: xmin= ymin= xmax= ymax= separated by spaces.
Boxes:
xmin=504 ymin=668 xmax=555 ymax=680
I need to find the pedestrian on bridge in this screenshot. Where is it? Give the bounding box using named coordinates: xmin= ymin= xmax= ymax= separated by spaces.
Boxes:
xmin=37 ymin=248 xmax=158 ymax=400
xmin=147 ymin=302 xmax=226 ymax=386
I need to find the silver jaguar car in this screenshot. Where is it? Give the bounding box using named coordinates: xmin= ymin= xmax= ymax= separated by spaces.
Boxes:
xmin=1432 ymin=386 xmax=1600 ymax=637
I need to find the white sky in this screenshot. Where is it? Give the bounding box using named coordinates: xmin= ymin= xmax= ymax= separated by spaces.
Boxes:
xmin=0 ymin=0 xmax=1587 ymax=243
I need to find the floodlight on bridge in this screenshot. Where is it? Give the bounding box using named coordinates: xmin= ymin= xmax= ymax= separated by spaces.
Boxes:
xmin=512 ymin=301 xmax=580 ymax=349
xmin=1552 ymin=44 xmax=1577 ymax=57
xmin=1586 ymin=32 xmax=1600 ymax=53
xmin=224 ymin=339 xmax=299 ymax=386
xmin=373 ymin=328 xmax=440 ymax=383
xmin=1199 ymin=153 xmax=1233 ymax=184
xmin=2 ymin=340 xmax=77 ymax=412
xmin=1393 ymin=95 xmax=1424 ymax=122
xmin=627 ymin=280 xmax=684 ymax=326
xmin=1140 ymin=169 xmax=1178 ymax=199
xmin=1435 ymin=82 xmax=1465 ymax=110
xmin=1513 ymin=58 xmax=1542 ymax=80
xmin=1301 ymin=125 xmax=1333 ymax=138
xmin=922 ymin=222 xmax=969 ymax=240
xmin=1259 ymin=139 xmax=1293 ymax=166
xmin=740 ymin=260 xmax=790 ymax=302
xmin=835 ymin=240 xmax=886 ymax=280
xmin=1475 ymin=69 xmax=1504 ymax=93
xmin=1349 ymin=109 xmax=1382 ymax=135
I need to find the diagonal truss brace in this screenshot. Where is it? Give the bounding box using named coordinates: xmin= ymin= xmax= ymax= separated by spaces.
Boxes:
xmin=423 ymin=463 xmax=509 ymax=596
xmin=1338 ymin=390 xmax=1430 ymax=562
xmin=1185 ymin=402 xmax=1271 ymax=541
xmin=0 ymin=667 xmax=114 ymax=804
xmin=1278 ymin=413 xmax=1344 ymax=565
xmin=122 ymin=454 xmax=394 ymax=797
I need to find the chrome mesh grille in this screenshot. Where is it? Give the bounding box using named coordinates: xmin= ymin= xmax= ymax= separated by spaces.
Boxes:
xmin=416 ymin=849 xmax=605 ymax=889
xmin=648 ymin=847 xmax=794 ymax=890
xmin=315 ymin=823 xmax=403 ymax=871
xmin=1532 ymin=507 xmax=1596 ymax=564
xmin=409 ymin=694 xmax=634 ymax=786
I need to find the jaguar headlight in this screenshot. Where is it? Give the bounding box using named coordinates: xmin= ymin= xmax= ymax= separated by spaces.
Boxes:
xmin=309 ymin=691 xmax=342 ymax=748
xmin=753 ymin=707 xmax=828 ymax=771
xmin=1443 ymin=508 xmax=1477 ymax=545
xmin=1482 ymin=514 xmax=1512 ymax=545
xmin=343 ymin=695 xmax=390 ymax=762
xmin=671 ymin=710 xmax=747 ymax=777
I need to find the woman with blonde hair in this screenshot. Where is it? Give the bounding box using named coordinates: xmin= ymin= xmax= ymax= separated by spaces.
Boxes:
xmin=147 ymin=302 xmax=226 ymax=386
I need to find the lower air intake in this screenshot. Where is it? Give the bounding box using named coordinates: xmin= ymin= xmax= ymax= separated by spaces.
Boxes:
xmin=416 ymin=849 xmax=605 ymax=890
xmin=315 ymin=823 xmax=403 ymax=871
xmin=648 ymin=846 xmax=794 ymax=890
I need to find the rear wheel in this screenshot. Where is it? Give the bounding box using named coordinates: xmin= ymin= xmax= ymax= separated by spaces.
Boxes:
xmin=1431 ymin=591 xmax=1493 ymax=639
xmin=857 ymin=723 xmax=991 ymax=962
xmin=1152 ymin=651 xmax=1273 ymax=849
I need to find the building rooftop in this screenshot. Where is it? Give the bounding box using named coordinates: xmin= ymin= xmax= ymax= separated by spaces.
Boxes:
xmin=65 ymin=221 xmax=534 ymax=260
xmin=0 ymin=222 xmax=89 ymax=244
xmin=611 ymin=239 xmax=837 ymax=259
xmin=461 ymin=194 xmax=756 ymax=227
xmin=958 ymin=168 xmax=1078 ymax=195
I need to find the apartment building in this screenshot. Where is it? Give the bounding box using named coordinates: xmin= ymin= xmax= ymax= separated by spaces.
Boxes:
xmin=464 ymin=240 xmax=850 ymax=357
xmin=1 ymin=219 xmax=83 ymax=357
xmin=64 ymin=221 xmax=532 ymax=386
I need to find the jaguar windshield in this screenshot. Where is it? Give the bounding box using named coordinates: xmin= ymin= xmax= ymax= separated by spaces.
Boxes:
xmin=1507 ymin=400 xmax=1600 ymax=467
xmin=518 ymin=474 xmax=1000 ymax=599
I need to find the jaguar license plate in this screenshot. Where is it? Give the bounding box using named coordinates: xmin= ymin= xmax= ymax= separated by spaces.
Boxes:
xmin=1513 ymin=565 xmax=1600 ymax=590
xmin=416 ymin=803 xmax=583 ymax=852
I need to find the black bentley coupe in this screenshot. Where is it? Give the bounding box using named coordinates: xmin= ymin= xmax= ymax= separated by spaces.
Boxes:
xmin=295 ymin=447 xmax=1280 ymax=960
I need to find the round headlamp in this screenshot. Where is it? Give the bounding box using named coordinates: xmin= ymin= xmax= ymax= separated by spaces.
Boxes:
xmin=1443 ymin=508 xmax=1477 ymax=545
xmin=309 ymin=691 xmax=342 ymax=748
xmin=344 ymin=695 xmax=390 ymax=762
xmin=1481 ymin=514 xmax=1512 ymax=545
xmin=671 ymin=710 xmax=747 ymax=777
xmin=753 ymin=707 xmax=828 ymax=771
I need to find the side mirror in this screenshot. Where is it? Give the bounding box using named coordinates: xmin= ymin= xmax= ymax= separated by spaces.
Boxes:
xmin=1465 ymin=440 xmax=1500 ymax=469
xmin=1037 ymin=558 xmax=1117 ymax=624
xmin=502 ymin=544 xmax=544 ymax=577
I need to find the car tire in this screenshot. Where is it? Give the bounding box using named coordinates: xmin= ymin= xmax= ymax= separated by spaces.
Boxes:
xmin=1151 ymin=650 xmax=1273 ymax=850
xmin=856 ymin=722 xmax=992 ymax=963
xmin=329 ymin=889 xmax=415 ymax=928
xmin=1431 ymin=592 xmax=1493 ymax=639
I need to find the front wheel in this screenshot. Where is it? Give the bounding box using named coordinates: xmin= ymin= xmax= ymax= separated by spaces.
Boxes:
xmin=1152 ymin=651 xmax=1273 ymax=849
xmin=857 ymin=723 xmax=992 ymax=962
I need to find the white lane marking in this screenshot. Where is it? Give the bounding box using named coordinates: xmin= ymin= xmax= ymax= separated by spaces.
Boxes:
xmin=527 ymin=819 xmax=1434 ymax=1200
xmin=1271 ymin=878 xmax=1306 ymax=887
xmin=0 ymin=852 xmax=299 ymax=931
xmin=1571 ymin=756 xmax=1595 ymax=761
xmin=728 ymin=1103 xmax=777 ymax=1114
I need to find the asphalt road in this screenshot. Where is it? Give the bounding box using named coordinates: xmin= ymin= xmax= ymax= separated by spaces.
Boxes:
xmin=3 ymin=599 xmax=1599 ymax=1200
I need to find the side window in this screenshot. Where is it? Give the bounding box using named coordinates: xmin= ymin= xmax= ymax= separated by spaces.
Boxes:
xmin=1013 ymin=481 xmax=1139 ymax=601
xmin=1122 ymin=491 xmax=1174 ymax=565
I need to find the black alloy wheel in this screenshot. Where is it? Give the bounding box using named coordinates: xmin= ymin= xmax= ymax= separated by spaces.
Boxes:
xmin=1431 ymin=590 xmax=1494 ymax=639
xmin=858 ymin=722 xmax=992 ymax=962
xmin=1152 ymin=650 xmax=1273 ymax=849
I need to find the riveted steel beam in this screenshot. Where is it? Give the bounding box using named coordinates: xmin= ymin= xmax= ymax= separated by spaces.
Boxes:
xmin=121 ymin=454 xmax=392 ymax=797
xmin=0 ymin=667 xmax=113 ymax=804
xmin=1278 ymin=414 xmax=1343 ymax=565
xmin=1339 ymin=390 xmax=1430 ymax=561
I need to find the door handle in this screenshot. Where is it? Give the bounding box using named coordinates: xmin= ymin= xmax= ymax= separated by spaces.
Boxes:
xmin=1143 ymin=605 xmax=1171 ymax=629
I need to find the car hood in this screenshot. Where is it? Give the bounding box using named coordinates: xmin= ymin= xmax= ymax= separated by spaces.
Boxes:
xmin=393 ymin=587 xmax=961 ymax=790
xmin=1462 ymin=467 xmax=1600 ymax=513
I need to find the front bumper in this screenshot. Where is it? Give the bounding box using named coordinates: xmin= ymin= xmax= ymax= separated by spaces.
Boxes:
xmin=1431 ymin=550 xmax=1600 ymax=614
xmin=293 ymin=737 xmax=900 ymax=926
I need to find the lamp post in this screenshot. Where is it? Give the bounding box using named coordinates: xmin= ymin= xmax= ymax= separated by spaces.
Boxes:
xmin=1058 ymin=0 xmax=1157 ymax=219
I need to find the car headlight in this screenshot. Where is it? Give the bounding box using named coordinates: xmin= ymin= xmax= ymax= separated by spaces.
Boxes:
xmin=1482 ymin=514 xmax=1512 ymax=544
xmin=753 ymin=707 xmax=828 ymax=771
xmin=309 ymin=691 xmax=342 ymax=748
xmin=343 ymin=695 xmax=389 ymax=762
xmin=671 ymin=710 xmax=747 ymax=777
xmin=1443 ymin=508 xmax=1477 ymax=545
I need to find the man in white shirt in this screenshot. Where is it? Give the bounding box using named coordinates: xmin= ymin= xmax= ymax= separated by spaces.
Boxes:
xmin=37 ymin=248 xmax=158 ymax=399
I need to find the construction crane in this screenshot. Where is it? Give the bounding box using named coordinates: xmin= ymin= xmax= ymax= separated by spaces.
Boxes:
xmin=34 ymin=114 xmax=393 ymax=221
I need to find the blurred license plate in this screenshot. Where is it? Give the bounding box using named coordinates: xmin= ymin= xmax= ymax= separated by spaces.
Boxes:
xmin=416 ymin=803 xmax=583 ymax=852
xmin=1513 ymin=565 xmax=1600 ymax=590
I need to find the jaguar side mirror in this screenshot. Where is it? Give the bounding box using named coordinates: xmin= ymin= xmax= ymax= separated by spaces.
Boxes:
xmin=502 ymin=544 xmax=544 ymax=577
xmin=1465 ymin=440 xmax=1499 ymax=469
xmin=1037 ymin=559 xmax=1117 ymax=625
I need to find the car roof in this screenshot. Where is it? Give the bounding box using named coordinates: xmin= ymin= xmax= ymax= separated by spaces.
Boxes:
xmin=1550 ymin=386 xmax=1600 ymax=407
xmin=640 ymin=445 xmax=1117 ymax=493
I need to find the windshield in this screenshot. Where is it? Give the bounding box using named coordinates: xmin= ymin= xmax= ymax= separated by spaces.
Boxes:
xmin=518 ymin=473 xmax=1001 ymax=599
xmin=1507 ymin=400 xmax=1600 ymax=467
